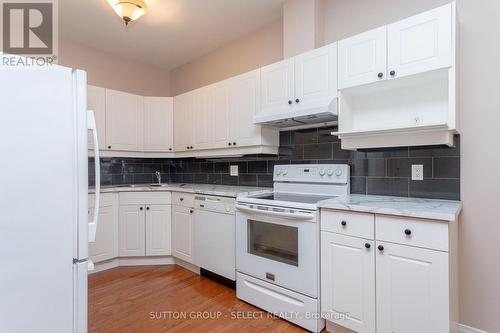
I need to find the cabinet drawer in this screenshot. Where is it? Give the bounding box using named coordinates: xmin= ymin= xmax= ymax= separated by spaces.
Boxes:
xmin=119 ymin=192 xmax=171 ymax=205
xmin=376 ymin=215 xmax=448 ymax=251
xmin=321 ymin=209 xmax=375 ymax=239
xmin=88 ymin=193 xmax=114 ymax=209
xmin=172 ymin=192 xmax=195 ymax=207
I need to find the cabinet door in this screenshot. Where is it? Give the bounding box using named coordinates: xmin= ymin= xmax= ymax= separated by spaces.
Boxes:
xmin=387 ymin=3 xmax=452 ymax=79
xmin=192 ymin=86 xmax=213 ymax=150
xmin=295 ymin=43 xmax=338 ymax=108
xmin=259 ymin=58 xmax=295 ymax=116
xmin=171 ymin=205 xmax=194 ymax=264
xmin=321 ymin=232 xmax=375 ymax=333
xmin=87 ymin=85 xmax=106 ymax=150
xmin=105 ymin=89 xmax=144 ymax=151
xmin=173 ymin=92 xmax=194 ymax=152
xmin=89 ymin=205 xmax=118 ymax=263
xmin=230 ymin=69 xmax=261 ymax=147
xmin=338 ymin=26 xmax=387 ymax=89
xmin=118 ymin=205 xmax=145 ymax=257
xmin=376 ymin=242 xmax=449 ymax=333
xmin=145 ymin=205 xmax=171 ymax=256
xmin=143 ymin=97 xmax=174 ymax=152
xmin=212 ymin=80 xmax=232 ymax=149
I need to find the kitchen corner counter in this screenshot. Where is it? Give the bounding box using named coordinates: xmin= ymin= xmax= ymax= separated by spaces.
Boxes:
xmin=318 ymin=194 xmax=462 ymax=222
xmin=89 ymin=183 xmax=272 ymax=198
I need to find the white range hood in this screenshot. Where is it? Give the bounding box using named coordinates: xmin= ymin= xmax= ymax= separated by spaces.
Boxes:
xmin=254 ymin=97 xmax=338 ymax=129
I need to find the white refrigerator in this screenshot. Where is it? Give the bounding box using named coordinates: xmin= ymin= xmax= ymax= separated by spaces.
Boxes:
xmin=0 ymin=59 xmax=100 ymax=333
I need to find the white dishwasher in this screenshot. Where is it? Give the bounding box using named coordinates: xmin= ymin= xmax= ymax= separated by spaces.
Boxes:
xmin=194 ymin=195 xmax=236 ymax=283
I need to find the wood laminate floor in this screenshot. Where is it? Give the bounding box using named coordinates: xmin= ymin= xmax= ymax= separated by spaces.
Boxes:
xmin=89 ymin=265 xmax=312 ymax=333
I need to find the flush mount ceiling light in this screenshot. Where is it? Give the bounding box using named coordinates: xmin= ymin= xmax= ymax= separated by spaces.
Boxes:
xmin=107 ymin=0 xmax=148 ymax=26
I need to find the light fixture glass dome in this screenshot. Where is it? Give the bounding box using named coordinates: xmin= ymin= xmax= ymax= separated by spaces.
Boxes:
xmin=108 ymin=0 xmax=148 ymax=25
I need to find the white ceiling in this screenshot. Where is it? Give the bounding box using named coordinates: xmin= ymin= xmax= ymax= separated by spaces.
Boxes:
xmin=59 ymin=0 xmax=285 ymax=70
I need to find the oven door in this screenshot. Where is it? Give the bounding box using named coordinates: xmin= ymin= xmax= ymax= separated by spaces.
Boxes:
xmin=235 ymin=203 xmax=318 ymax=298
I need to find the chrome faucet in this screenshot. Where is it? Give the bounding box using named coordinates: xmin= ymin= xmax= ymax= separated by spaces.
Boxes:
xmin=155 ymin=171 xmax=161 ymax=185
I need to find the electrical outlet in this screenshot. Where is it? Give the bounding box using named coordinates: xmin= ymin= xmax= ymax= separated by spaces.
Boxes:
xmin=412 ymin=164 xmax=424 ymax=181
xmin=230 ymin=165 xmax=239 ymax=177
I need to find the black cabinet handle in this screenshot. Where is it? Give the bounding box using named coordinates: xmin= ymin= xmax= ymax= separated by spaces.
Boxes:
xmin=140 ymin=207 xmax=143 ymax=211
xmin=169 ymin=148 xmax=172 ymax=151
xmin=233 ymin=142 xmax=236 ymax=146
xmin=190 ymin=209 xmax=194 ymax=214
xmin=288 ymin=100 xmax=292 ymax=105
xmin=378 ymin=245 xmax=384 ymax=252
xmin=377 ymin=72 xmax=384 ymax=78
xmin=365 ymin=243 xmax=371 ymax=249
xmin=341 ymin=220 xmax=347 ymax=226
xmin=295 ymin=98 xmax=300 ymax=103
xmin=228 ymin=142 xmax=232 ymax=146
xmin=180 ymin=198 xmax=184 ymax=201
xmin=404 ymin=229 xmax=412 ymax=236
xmin=390 ymin=70 xmax=396 ymax=76
xmin=190 ymin=146 xmax=194 ymax=149
xmin=146 ymin=207 xmax=150 ymax=211
xmin=108 ymin=146 xmax=111 ymax=149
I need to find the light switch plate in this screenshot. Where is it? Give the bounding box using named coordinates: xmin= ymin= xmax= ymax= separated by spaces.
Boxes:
xmin=412 ymin=164 xmax=424 ymax=181
xmin=230 ymin=165 xmax=238 ymax=177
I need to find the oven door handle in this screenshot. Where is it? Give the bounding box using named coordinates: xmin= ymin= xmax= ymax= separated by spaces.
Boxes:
xmin=235 ymin=204 xmax=315 ymax=221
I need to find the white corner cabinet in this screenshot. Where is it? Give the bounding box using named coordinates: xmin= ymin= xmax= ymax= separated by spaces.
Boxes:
xmin=335 ymin=2 xmax=458 ymax=150
xmin=118 ymin=192 xmax=172 ymax=257
xmin=173 ymin=69 xmax=279 ymax=156
xmin=320 ymin=209 xmax=458 ymax=333
xmin=88 ymin=86 xmax=174 ymax=157
xmin=256 ymin=42 xmax=338 ymax=124
xmin=171 ymin=192 xmax=196 ymax=264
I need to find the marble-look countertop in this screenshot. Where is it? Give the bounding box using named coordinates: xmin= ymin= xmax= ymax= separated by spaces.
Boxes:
xmin=318 ymin=194 xmax=462 ymax=222
xmin=89 ymin=183 xmax=272 ymax=198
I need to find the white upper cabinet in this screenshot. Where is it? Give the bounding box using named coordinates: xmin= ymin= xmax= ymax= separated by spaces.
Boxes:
xmin=173 ymin=92 xmax=194 ymax=152
xmin=212 ymin=80 xmax=232 ymax=149
xmin=338 ymin=26 xmax=387 ymax=89
xmin=143 ymin=97 xmax=173 ymax=152
xmin=87 ymin=85 xmax=106 ymax=150
xmin=376 ymin=242 xmax=449 ymax=333
xmin=230 ymin=69 xmax=262 ymax=147
xmin=295 ymin=43 xmax=338 ymax=108
xmin=192 ymin=86 xmax=214 ymax=150
xmin=105 ymin=89 xmax=144 ymax=151
xmin=260 ymin=58 xmax=295 ymax=115
xmin=387 ymin=3 xmax=452 ymax=79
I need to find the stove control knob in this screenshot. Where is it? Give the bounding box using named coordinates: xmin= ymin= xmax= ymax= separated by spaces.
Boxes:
xmin=327 ymin=169 xmax=334 ymax=176
xmin=282 ymin=169 xmax=288 ymax=175
xmin=335 ymin=168 xmax=343 ymax=176
xmin=319 ymin=169 xmax=326 ymax=176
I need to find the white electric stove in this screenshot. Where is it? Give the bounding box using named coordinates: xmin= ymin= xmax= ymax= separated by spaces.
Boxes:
xmin=235 ymin=164 xmax=350 ymax=332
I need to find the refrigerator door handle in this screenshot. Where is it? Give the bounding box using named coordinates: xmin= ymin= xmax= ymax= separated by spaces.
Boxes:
xmin=87 ymin=110 xmax=100 ymax=243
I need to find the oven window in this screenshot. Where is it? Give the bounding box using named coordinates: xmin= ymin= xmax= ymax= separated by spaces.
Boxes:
xmin=247 ymin=220 xmax=298 ymax=266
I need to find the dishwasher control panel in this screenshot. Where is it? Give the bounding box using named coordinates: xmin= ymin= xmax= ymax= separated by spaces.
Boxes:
xmin=194 ymin=195 xmax=235 ymax=214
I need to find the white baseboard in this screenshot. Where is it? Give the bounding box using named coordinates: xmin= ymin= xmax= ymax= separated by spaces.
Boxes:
xmin=458 ymin=324 xmax=490 ymax=333
xmin=90 ymin=256 xmax=175 ymax=274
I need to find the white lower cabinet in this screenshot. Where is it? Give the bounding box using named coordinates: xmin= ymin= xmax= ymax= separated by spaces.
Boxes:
xmin=118 ymin=193 xmax=172 ymax=257
xmin=320 ymin=209 xmax=457 ymax=333
xmin=376 ymin=242 xmax=449 ymax=333
xmin=118 ymin=205 xmax=146 ymax=257
xmin=146 ymin=205 xmax=172 ymax=256
xmin=321 ymin=232 xmax=375 ymax=333
xmin=171 ymin=205 xmax=195 ymax=264
xmin=88 ymin=194 xmax=118 ymax=263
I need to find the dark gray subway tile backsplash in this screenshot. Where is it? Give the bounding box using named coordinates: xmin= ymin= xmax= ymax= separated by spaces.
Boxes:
xmin=89 ymin=126 xmax=460 ymax=200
